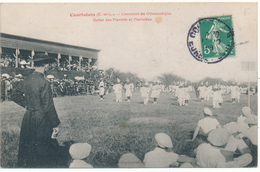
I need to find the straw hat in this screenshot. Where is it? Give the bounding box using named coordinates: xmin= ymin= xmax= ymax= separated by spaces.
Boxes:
xmin=47 ymin=75 xmax=54 ymax=79
xmin=207 ymin=128 xmax=229 ymax=147
xmin=2 ymin=73 xmax=10 ymax=79
xmin=69 ymin=143 xmax=92 ymax=160
xmin=155 ymin=133 xmax=173 ymax=148
xmin=20 ymin=60 xmax=27 ymax=65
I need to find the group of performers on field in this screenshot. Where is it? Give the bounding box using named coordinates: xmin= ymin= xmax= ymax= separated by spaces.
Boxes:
xmin=98 ymin=79 xmax=247 ymax=107
xmin=98 ymin=78 xmax=163 ymax=105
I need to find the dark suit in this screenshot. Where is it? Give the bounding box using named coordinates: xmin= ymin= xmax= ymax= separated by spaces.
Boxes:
xmin=12 ymin=72 xmax=60 ymax=168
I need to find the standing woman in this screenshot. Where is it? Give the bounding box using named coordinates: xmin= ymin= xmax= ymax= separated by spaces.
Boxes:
xmin=184 ymin=82 xmax=191 ymax=105
xmin=12 ymin=54 xmax=61 ymax=168
xmin=124 ymin=79 xmax=134 ymax=102
xmin=212 ymin=87 xmax=223 ymax=108
xmin=177 ymin=85 xmax=186 ymax=106
xmin=230 ymin=82 xmax=239 ymax=103
xmin=98 ymin=78 xmax=105 ymax=100
xmin=113 ymin=78 xmax=123 ymax=103
xmin=140 ymin=82 xmax=150 ymax=105
xmin=150 ymin=82 xmax=159 ymax=104
xmin=198 ymin=83 xmax=206 ymax=102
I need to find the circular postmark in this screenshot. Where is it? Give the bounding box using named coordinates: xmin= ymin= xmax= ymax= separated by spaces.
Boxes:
xmin=187 ymin=17 xmax=235 ymax=64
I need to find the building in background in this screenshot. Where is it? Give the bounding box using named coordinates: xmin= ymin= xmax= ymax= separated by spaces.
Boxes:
xmin=0 ymin=33 xmax=100 ymax=75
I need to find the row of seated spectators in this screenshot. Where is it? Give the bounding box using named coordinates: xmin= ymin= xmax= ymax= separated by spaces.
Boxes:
xmin=1 ymin=55 xmax=93 ymax=72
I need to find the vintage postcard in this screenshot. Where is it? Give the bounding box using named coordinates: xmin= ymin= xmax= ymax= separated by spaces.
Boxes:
xmin=0 ymin=2 xmax=258 ymax=170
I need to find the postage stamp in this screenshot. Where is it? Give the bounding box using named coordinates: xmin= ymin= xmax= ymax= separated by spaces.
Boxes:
xmin=199 ymin=15 xmax=236 ymax=60
xmin=187 ymin=15 xmax=235 ymax=64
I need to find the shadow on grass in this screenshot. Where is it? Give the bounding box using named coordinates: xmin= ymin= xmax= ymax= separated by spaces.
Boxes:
xmin=1 ymin=131 xmax=19 ymax=168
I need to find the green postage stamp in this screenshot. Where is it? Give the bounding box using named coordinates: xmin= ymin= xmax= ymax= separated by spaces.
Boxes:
xmin=199 ymin=15 xmax=236 ymax=60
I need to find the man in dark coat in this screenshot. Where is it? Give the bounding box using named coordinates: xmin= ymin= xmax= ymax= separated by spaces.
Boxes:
xmin=12 ymin=54 xmax=61 ymax=168
xmin=1 ymin=77 xmax=6 ymax=101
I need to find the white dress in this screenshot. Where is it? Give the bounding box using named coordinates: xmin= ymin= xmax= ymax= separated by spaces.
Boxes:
xmin=124 ymin=83 xmax=133 ymax=97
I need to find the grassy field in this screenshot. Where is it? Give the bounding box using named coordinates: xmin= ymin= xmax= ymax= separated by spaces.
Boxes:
xmin=1 ymin=92 xmax=258 ymax=168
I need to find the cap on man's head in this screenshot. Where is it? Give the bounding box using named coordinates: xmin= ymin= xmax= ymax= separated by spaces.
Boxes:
xmin=30 ymin=53 xmax=54 ymax=66
xmin=203 ymin=108 xmax=213 ymax=116
xmin=69 ymin=143 xmax=92 ymax=160
xmin=155 ymin=133 xmax=173 ymax=149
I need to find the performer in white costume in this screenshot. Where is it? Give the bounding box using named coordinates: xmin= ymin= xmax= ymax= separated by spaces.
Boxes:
xmin=124 ymin=79 xmax=134 ymax=102
xmin=113 ymin=78 xmax=123 ymax=103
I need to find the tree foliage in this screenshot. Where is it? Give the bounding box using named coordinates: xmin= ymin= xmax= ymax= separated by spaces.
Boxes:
xmin=104 ymin=68 xmax=142 ymax=84
xmin=157 ymin=73 xmax=185 ymax=87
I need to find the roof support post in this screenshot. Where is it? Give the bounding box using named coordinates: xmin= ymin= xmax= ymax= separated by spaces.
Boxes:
xmin=88 ymin=58 xmax=92 ymax=72
xmin=15 ymin=48 xmax=20 ymax=68
xmin=69 ymin=56 xmax=72 ymax=71
xmin=31 ymin=50 xmax=35 ymax=68
xmin=57 ymin=53 xmax=61 ymax=68
xmin=79 ymin=56 xmax=82 ymax=69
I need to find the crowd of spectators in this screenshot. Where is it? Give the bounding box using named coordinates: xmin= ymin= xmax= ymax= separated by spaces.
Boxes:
xmin=1 ymin=54 xmax=93 ymax=73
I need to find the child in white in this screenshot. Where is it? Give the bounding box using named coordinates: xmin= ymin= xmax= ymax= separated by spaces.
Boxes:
xmin=230 ymin=83 xmax=239 ymax=103
xmin=140 ymin=82 xmax=150 ymax=105
xmin=150 ymin=82 xmax=160 ymax=104
xmin=212 ymin=87 xmax=223 ymax=108
xmin=113 ymin=79 xmax=123 ymax=103
xmin=69 ymin=143 xmax=93 ymax=168
xmin=198 ymin=84 xmax=206 ymax=102
xmin=177 ymin=86 xmax=186 ymax=106
xmin=124 ymin=79 xmax=134 ymax=102
xmin=98 ymin=79 xmax=105 ymax=100
xmin=184 ymin=83 xmax=191 ymax=105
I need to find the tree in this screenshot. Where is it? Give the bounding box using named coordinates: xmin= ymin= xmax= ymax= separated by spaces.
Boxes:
xmin=157 ymin=73 xmax=185 ymax=87
xmin=104 ymin=68 xmax=142 ymax=85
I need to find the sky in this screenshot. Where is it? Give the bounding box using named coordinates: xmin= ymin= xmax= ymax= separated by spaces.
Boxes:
xmin=0 ymin=3 xmax=258 ymax=82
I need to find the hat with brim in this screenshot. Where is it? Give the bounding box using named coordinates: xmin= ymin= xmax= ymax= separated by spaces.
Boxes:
xmin=20 ymin=60 xmax=28 ymax=65
xmin=207 ymin=128 xmax=229 ymax=147
xmin=155 ymin=133 xmax=173 ymax=149
xmin=47 ymin=75 xmax=55 ymax=79
xmin=2 ymin=73 xmax=10 ymax=78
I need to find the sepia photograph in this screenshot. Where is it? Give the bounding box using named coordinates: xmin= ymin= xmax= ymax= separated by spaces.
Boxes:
xmin=0 ymin=2 xmax=258 ymax=169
